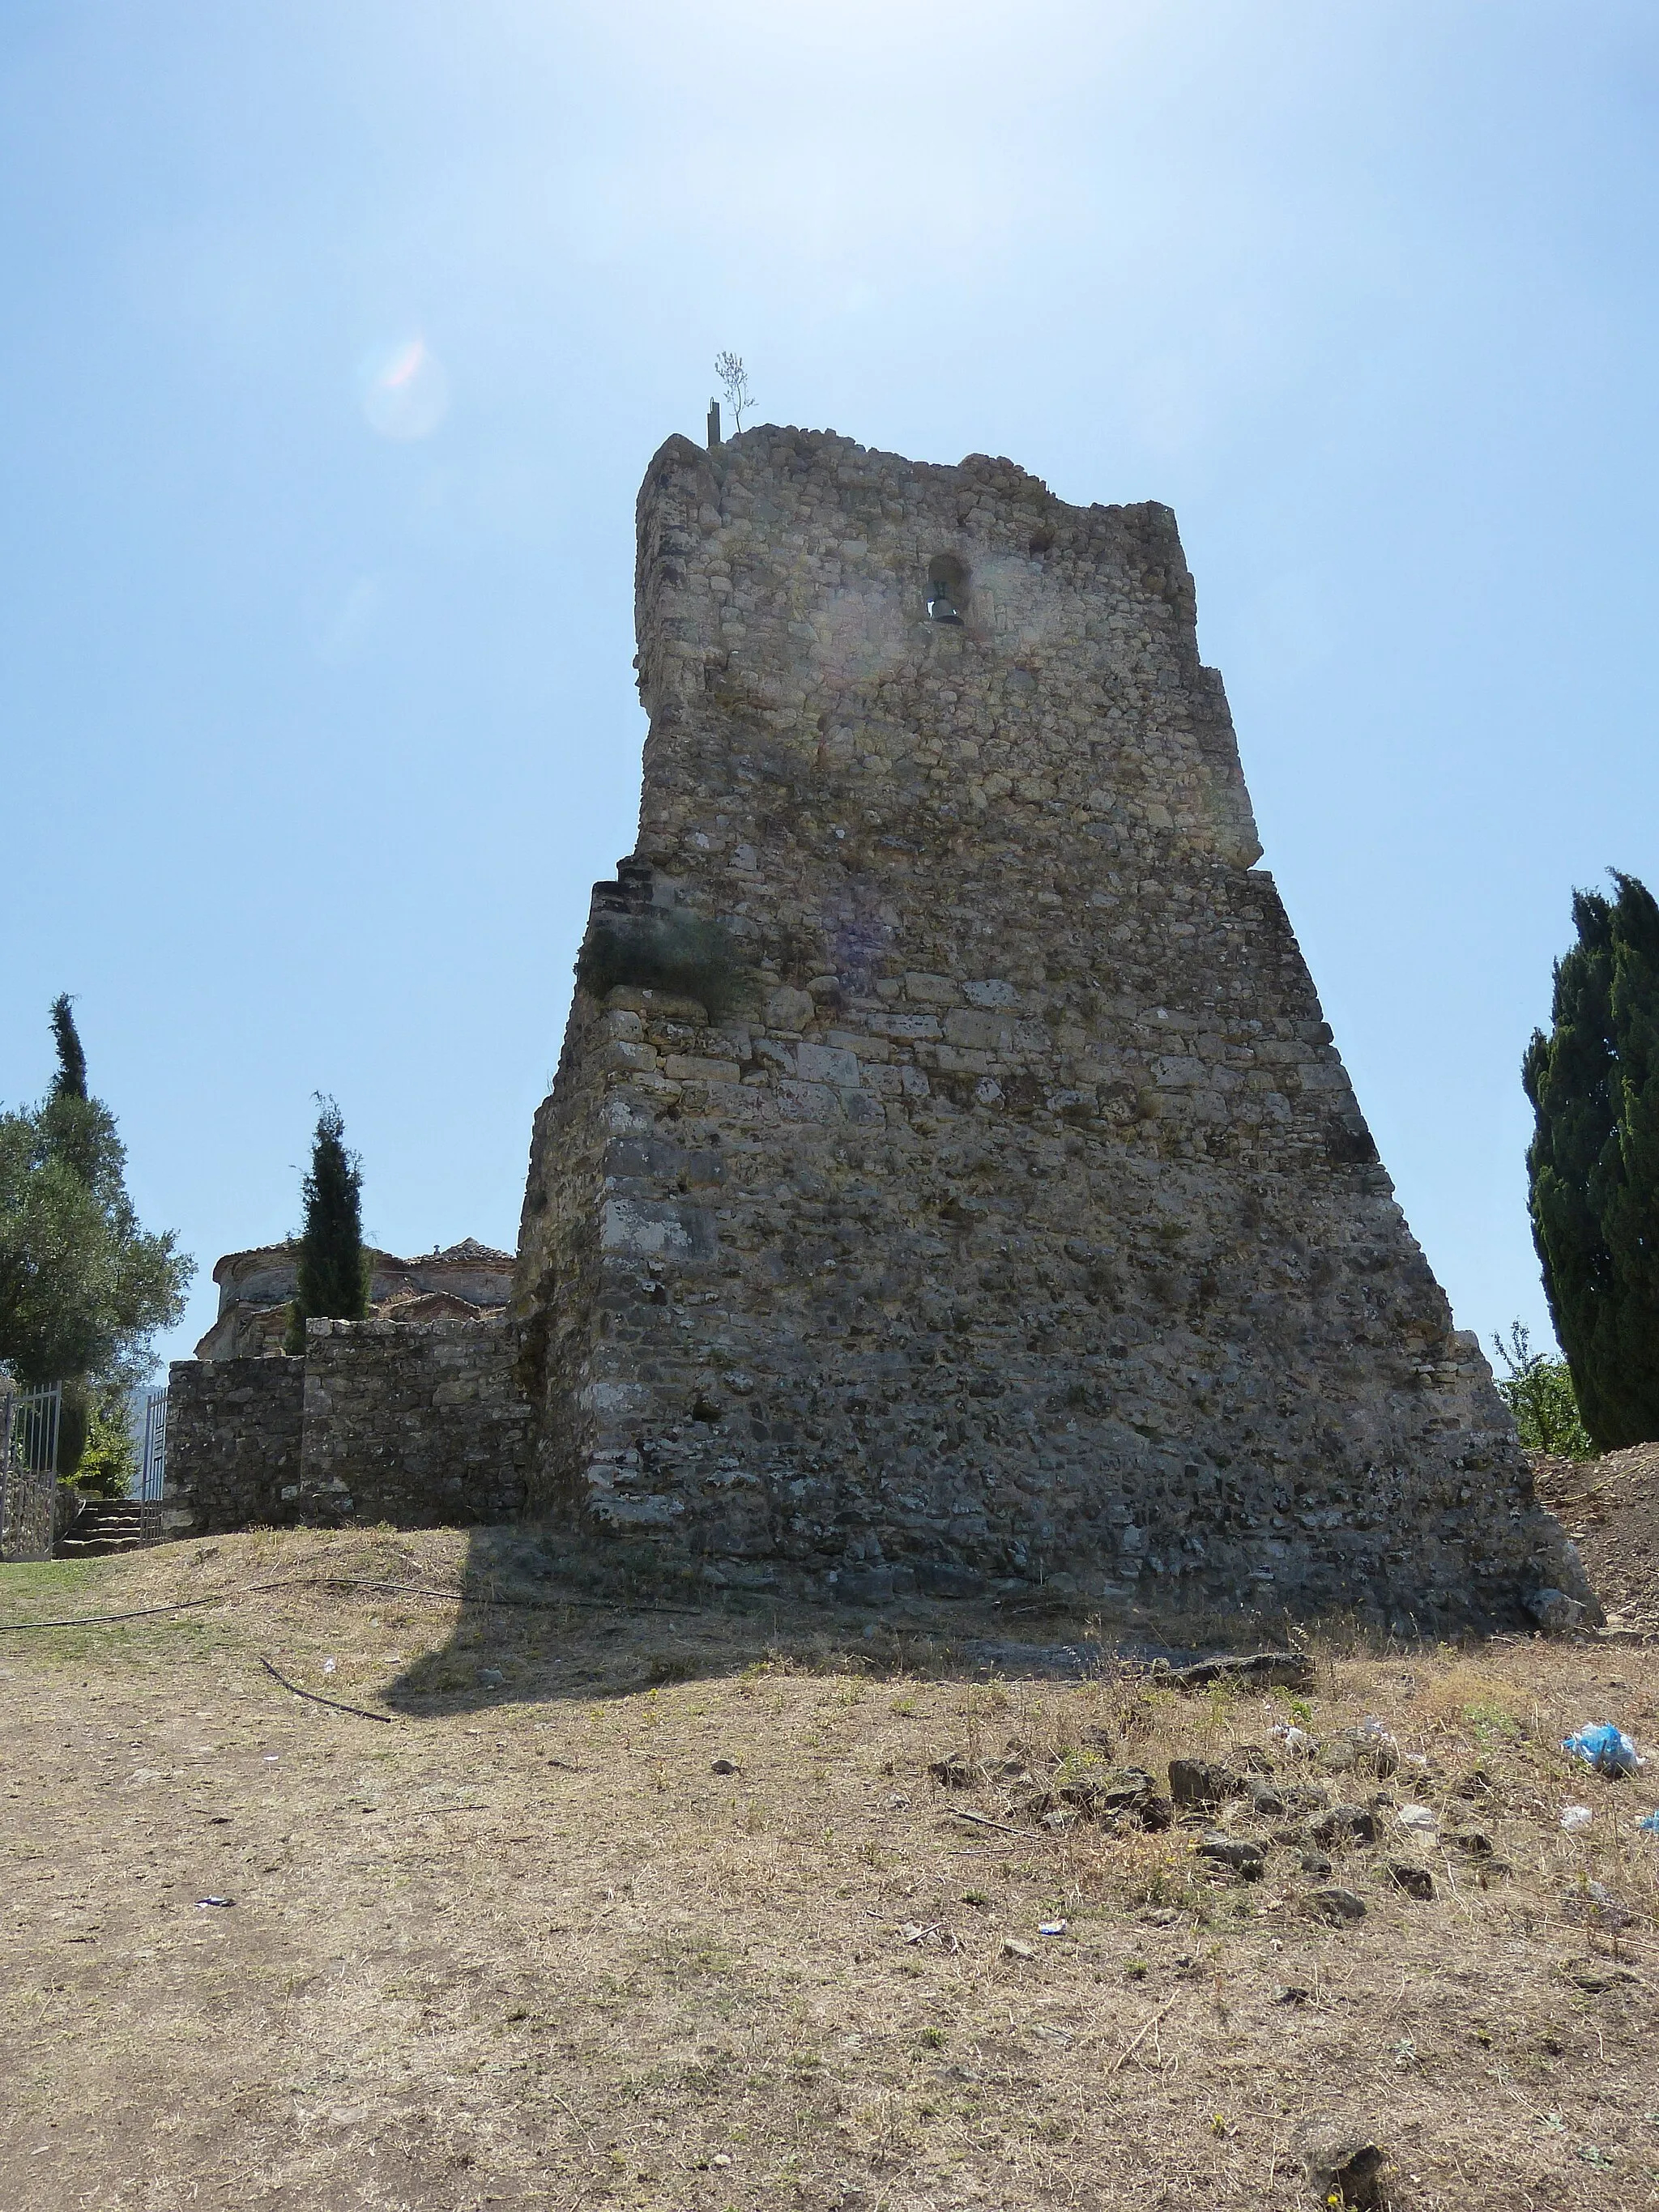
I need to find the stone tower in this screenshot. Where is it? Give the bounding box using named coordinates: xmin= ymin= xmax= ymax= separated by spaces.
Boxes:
xmin=514 ymin=426 xmax=1590 ymax=1632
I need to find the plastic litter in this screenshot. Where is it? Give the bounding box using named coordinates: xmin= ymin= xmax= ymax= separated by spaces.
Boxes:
xmin=1637 ymin=1811 xmax=1659 ymax=1836
xmin=1396 ymin=1804 xmax=1438 ymax=1834
xmin=1562 ymin=1723 xmax=1643 ymax=1775
xmin=1038 ymin=1920 xmax=1068 ymax=1936
xmin=1271 ymin=1724 xmax=1315 ymax=1755
xmin=1357 ymin=1717 xmax=1396 ymax=1747
xmin=196 ymin=1896 xmax=235 ymax=1909
xmin=322 ymin=1658 xmax=337 ymax=1676
xmin=1561 ymin=1805 xmax=1593 ymax=1833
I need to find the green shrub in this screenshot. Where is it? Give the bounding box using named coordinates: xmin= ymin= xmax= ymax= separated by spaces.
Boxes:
xmin=0 ymin=998 xmax=191 ymax=1387
xmin=1491 ymin=1320 xmax=1594 ymax=1458
xmin=75 ymin=1392 xmax=139 ymax=1498
xmin=57 ymin=1378 xmax=90 ymax=1478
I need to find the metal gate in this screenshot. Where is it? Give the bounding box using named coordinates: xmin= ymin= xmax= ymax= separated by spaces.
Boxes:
xmin=137 ymin=1387 xmax=167 ymax=1545
xmin=1 ymin=1383 xmax=62 ymax=1562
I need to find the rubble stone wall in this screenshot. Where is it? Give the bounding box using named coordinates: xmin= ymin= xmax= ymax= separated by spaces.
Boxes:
xmin=165 ymin=1320 xmax=530 ymax=1532
xmin=163 ymin=1356 xmax=304 ymax=1534
xmin=514 ymin=424 xmax=1593 ymax=1632
xmin=299 ymin=1318 xmax=531 ymax=1527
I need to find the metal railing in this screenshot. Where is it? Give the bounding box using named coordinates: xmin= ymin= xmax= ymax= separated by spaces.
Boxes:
xmin=1 ymin=1383 xmax=62 ymax=1562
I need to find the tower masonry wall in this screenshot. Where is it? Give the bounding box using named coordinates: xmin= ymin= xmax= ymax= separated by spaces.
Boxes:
xmin=514 ymin=426 xmax=1592 ymax=1631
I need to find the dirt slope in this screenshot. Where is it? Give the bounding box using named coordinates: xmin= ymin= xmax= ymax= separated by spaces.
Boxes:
xmin=1532 ymin=1447 xmax=1659 ymax=1631
xmin=0 ymin=1529 xmax=1656 ymax=2211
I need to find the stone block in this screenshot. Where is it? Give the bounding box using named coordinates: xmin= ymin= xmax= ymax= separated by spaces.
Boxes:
xmin=944 ymin=1008 xmax=1014 ymax=1051
xmin=778 ymin=1080 xmax=842 ymax=1123
xmin=604 ymin=1042 xmax=660 ymax=1073
xmin=868 ymin=1012 xmax=942 ymax=1042
xmin=662 ymin=1055 xmax=740 ymax=1084
xmin=600 ymin=1199 xmax=719 ymax=1260
xmin=795 ymin=1042 xmax=860 ymax=1087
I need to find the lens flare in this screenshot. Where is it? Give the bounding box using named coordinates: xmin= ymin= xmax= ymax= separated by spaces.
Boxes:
xmin=358 ymin=335 xmax=450 ymax=440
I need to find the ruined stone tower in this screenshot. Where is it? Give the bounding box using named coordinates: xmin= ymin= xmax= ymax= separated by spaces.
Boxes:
xmin=514 ymin=426 xmax=1590 ymax=1631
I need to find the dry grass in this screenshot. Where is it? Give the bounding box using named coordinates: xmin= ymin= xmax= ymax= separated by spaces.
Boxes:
xmin=0 ymin=1528 xmax=1657 ymax=2210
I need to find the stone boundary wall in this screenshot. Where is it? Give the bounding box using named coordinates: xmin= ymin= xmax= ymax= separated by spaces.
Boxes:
xmin=299 ymin=1318 xmax=531 ymax=1527
xmin=164 ymin=1356 xmax=305 ymax=1535
xmin=164 ymin=1319 xmax=530 ymax=1533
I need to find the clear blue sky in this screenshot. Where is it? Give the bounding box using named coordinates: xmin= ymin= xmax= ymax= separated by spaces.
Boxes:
xmin=4 ymin=2 xmax=1657 ymax=1374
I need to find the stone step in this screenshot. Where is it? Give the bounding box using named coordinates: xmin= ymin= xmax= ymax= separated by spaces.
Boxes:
xmin=55 ymin=1498 xmax=148 ymax=1559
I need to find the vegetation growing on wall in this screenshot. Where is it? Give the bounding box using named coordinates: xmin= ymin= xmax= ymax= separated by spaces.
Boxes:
xmin=575 ymin=912 xmax=753 ymax=1024
xmin=1524 ymin=871 xmax=1659 ymax=1451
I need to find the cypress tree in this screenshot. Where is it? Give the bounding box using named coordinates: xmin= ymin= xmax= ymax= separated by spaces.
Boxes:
xmin=49 ymin=995 xmax=87 ymax=1100
xmin=284 ymin=1097 xmax=369 ymax=1353
xmin=1523 ymin=871 xmax=1659 ymax=1449
xmin=40 ymin=993 xmax=104 ymax=1187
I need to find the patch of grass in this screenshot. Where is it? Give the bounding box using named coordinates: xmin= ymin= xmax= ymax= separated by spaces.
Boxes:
xmin=649 ymin=1937 xmax=740 ymax=1982
xmin=1465 ymin=1696 xmax=1524 ymax=1745
xmin=1419 ymin=1660 xmax=1531 ymax=1749
xmin=0 ymin=1557 xmax=117 ymax=1610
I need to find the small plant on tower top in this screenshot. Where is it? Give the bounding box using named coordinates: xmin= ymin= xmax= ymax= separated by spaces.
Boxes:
xmin=715 ymin=352 xmax=755 ymax=433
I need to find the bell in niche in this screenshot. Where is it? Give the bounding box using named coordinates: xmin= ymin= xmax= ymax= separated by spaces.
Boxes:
xmin=926 ymin=584 xmax=964 ymax=625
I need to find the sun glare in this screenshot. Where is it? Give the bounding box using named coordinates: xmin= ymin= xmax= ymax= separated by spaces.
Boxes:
xmin=358 ymin=335 xmax=450 ymax=440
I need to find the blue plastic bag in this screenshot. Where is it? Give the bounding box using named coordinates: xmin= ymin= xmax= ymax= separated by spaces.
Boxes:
xmin=1637 ymin=1810 xmax=1659 ymax=1835
xmin=1562 ymin=1723 xmax=1641 ymax=1776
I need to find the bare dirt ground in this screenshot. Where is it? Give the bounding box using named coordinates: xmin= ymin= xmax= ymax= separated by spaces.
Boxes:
xmin=1533 ymin=1447 xmax=1659 ymax=1633
xmin=2 ymin=1528 xmax=1657 ymax=2212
